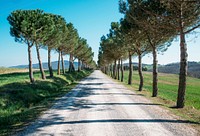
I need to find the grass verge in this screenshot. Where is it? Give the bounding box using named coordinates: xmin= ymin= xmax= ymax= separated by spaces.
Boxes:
xmin=0 ymin=69 xmax=92 ymax=136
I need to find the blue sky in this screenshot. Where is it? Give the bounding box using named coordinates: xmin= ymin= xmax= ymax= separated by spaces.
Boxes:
xmin=0 ymin=0 xmax=200 ymax=67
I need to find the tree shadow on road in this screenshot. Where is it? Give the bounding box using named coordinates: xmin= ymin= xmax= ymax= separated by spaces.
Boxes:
xmin=82 ymin=102 xmax=161 ymax=106
xmin=79 ymin=83 xmax=104 ymax=86
xmin=43 ymin=119 xmax=200 ymax=125
xmin=92 ymin=93 xmax=145 ymax=96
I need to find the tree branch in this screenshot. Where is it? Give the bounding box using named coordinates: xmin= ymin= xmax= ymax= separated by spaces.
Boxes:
xmin=184 ymin=24 xmax=200 ymax=34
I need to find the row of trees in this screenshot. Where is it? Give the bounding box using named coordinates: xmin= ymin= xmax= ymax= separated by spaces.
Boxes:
xmin=7 ymin=9 xmax=96 ymax=83
xmin=98 ymin=0 xmax=200 ymax=108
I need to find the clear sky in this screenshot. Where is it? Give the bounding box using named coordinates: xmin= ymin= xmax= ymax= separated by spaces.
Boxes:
xmin=0 ymin=0 xmax=200 ymax=67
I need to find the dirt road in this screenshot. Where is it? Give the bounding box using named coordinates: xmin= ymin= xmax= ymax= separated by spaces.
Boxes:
xmin=18 ymin=70 xmax=198 ymax=136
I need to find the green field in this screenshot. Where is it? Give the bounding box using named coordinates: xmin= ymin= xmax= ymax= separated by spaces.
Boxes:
xmin=0 ymin=69 xmax=92 ymax=135
xmin=123 ymin=71 xmax=200 ymax=110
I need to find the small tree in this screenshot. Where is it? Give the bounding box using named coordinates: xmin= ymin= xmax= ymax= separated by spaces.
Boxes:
xmin=55 ymin=19 xmax=69 ymax=75
xmin=43 ymin=14 xmax=66 ymax=77
xmin=74 ymin=37 xmax=87 ymax=72
xmin=65 ymin=23 xmax=79 ymax=73
xmin=34 ymin=12 xmax=55 ymax=80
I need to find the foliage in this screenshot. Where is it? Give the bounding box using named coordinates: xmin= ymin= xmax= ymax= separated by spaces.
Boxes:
xmin=7 ymin=9 xmax=96 ymax=82
xmin=98 ymin=0 xmax=200 ymax=108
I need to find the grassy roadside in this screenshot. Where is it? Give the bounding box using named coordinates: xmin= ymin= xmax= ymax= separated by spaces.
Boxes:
xmin=0 ymin=69 xmax=92 ymax=136
xmin=107 ymin=71 xmax=200 ymax=131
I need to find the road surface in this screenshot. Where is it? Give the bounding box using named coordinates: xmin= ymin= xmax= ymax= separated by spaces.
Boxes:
xmin=18 ymin=70 xmax=198 ymax=136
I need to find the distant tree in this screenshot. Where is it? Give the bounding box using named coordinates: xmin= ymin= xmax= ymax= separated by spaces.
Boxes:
xmin=110 ymin=22 xmax=127 ymax=81
xmin=60 ymin=22 xmax=69 ymax=74
xmin=120 ymin=18 xmax=150 ymax=90
xmin=43 ymin=14 xmax=66 ymax=77
xmin=74 ymin=37 xmax=87 ymax=72
xmin=120 ymin=19 xmax=138 ymax=85
xmin=55 ymin=20 xmax=70 ymax=75
xmin=65 ymin=23 xmax=79 ymax=73
xmin=34 ymin=12 xmax=54 ymax=80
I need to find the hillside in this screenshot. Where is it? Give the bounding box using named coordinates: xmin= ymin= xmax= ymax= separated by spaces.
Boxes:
xmin=124 ymin=61 xmax=200 ymax=78
xmin=157 ymin=61 xmax=200 ymax=78
xmin=123 ymin=62 xmax=153 ymax=71
xmin=10 ymin=60 xmax=79 ymax=70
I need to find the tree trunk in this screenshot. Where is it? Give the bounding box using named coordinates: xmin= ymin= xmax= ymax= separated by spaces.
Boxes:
xmin=28 ymin=45 xmax=34 ymax=83
xmin=138 ymin=54 xmax=143 ymax=91
xmin=121 ymin=59 xmax=124 ymax=82
xmin=128 ymin=51 xmax=132 ymax=85
xmin=48 ymin=48 xmax=53 ymax=77
xmin=78 ymin=59 xmax=81 ymax=72
xmin=105 ymin=66 xmax=107 ymax=74
xmin=57 ymin=51 xmax=61 ymax=75
xmin=71 ymin=55 xmax=75 ymax=71
xmin=108 ymin=64 xmax=111 ymax=76
xmin=81 ymin=62 xmax=84 ymax=70
xmin=117 ymin=59 xmax=120 ymax=80
xmin=113 ymin=60 xmax=117 ymax=79
xmin=152 ymin=46 xmax=158 ymax=97
xmin=177 ymin=29 xmax=188 ymax=108
xmin=36 ymin=44 xmax=46 ymax=80
xmin=61 ymin=51 xmax=65 ymax=74
xmin=110 ymin=64 xmax=113 ymax=77
xmin=69 ymin=54 xmax=75 ymax=72
xmin=112 ymin=63 xmax=114 ymax=78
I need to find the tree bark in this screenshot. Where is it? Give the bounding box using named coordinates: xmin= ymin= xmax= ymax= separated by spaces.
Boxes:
xmin=152 ymin=46 xmax=158 ymax=97
xmin=177 ymin=29 xmax=188 ymax=108
xmin=138 ymin=54 xmax=143 ymax=91
xmin=121 ymin=59 xmax=124 ymax=82
xmin=112 ymin=63 xmax=115 ymax=78
xmin=48 ymin=48 xmax=53 ymax=77
xmin=36 ymin=44 xmax=46 ymax=80
xmin=128 ymin=51 xmax=132 ymax=85
xmin=57 ymin=51 xmax=61 ymax=75
xmin=28 ymin=45 xmax=34 ymax=83
xmin=108 ymin=64 xmax=110 ymax=76
xmin=105 ymin=66 xmax=107 ymax=74
xmin=81 ymin=62 xmax=85 ymax=70
xmin=113 ymin=60 xmax=117 ymax=79
xmin=78 ymin=59 xmax=81 ymax=72
xmin=117 ymin=59 xmax=120 ymax=80
xmin=61 ymin=51 xmax=65 ymax=74
xmin=69 ymin=54 xmax=75 ymax=72
xmin=110 ymin=64 xmax=113 ymax=77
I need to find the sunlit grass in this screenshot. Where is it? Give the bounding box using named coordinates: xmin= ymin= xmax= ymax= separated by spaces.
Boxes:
xmin=123 ymin=71 xmax=200 ymax=110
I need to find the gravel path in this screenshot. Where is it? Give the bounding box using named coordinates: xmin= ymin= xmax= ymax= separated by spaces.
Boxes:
xmin=18 ymin=70 xmax=198 ymax=136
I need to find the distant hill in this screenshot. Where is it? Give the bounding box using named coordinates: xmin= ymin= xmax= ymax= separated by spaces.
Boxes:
xmin=155 ymin=61 xmax=200 ymax=78
xmin=124 ymin=61 xmax=200 ymax=78
xmin=123 ymin=62 xmax=153 ymax=71
xmin=10 ymin=60 xmax=78 ymax=70
xmin=123 ymin=62 xmax=153 ymax=68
